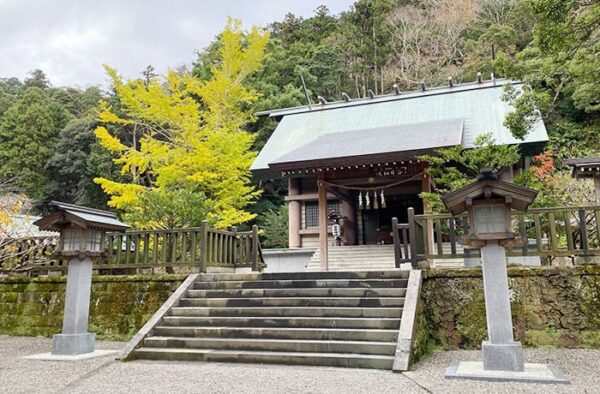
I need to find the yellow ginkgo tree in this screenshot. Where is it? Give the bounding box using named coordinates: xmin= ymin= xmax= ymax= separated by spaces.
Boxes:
xmin=94 ymin=20 xmax=269 ymax=229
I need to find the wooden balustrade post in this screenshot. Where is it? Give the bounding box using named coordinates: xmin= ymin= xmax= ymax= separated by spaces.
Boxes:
xmin=199 ymin=220 xmax=208 ymax=273
xmin=231 ymin=226 xmax=238 ymax=266
xmin=391 ymin=217 xmax=401 ymax=268
xmin=251 ymin=225 xmax=259 ymax=272
xmin=408 ymin=207 xmax=418 ymax=268
xmin=579 ymin=208 xmax=589 ymax=255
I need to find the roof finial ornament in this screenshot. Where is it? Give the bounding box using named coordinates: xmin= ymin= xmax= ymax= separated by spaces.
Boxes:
xmin=393 ymin=84 xmax=401 ymax=95
xmin=341 ymin=92 xmax=351 ymax=102
xmin=420 ymin=81 xmax=426 ymax=91
xmin=476 ymin=72 xmax=482 ymax=83
xmin=447 ymin=76 xmax=453 ymax=88
xmin=477 ymin=167 xmax=498 ymax=181
xmin=367 ymin=89 xmax=375 ymax=99
xmin=317 ymin=96 xmax=328 ymax=105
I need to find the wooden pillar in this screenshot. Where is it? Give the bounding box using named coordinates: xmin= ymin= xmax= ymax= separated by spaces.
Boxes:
xmin=595 ymin=175 xmax=600 ymax=205
xmin=421 ymin=173 xmax=435 ymax=260
xmin=318 ymin=174 xmax=329 ymax=270
xmin=341 ymin=200 xmax=357 ymax=245
xmin=288 ymin=178 xmax=302 ymax=248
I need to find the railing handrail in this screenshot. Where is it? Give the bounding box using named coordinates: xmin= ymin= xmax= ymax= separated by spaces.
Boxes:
xmin=409 ymin=204 xmax=600 ymax=263
xmin=3 ymin=221 xmax=266 ymax=276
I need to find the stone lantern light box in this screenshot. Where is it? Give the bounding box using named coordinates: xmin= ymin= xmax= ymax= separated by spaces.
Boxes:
xmin=442 ymin=169 xmax=537 ymax=248
xmin=35 ymin=201 xmax=129 ymax=259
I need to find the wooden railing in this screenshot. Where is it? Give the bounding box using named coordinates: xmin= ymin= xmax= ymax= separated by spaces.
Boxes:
xmin=0 ymin=236 xmax=62 ymax=275
xmin=1 ymin=221 xmax=265 ymax=276
xmin=403 ymin=205 xmax=600 ymax=264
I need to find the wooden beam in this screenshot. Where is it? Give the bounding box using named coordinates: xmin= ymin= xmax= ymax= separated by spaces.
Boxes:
xmin=318 ymin=173 xmax=329 ymax=271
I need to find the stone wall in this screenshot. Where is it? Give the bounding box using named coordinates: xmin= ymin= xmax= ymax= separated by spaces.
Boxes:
xmin=422 ymin=265 xmax=600 ymax=350
xmin=0 ymin=274 xmax=186 ymax=341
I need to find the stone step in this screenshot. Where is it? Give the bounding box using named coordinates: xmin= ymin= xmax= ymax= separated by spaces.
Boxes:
xmin=178 ymin=297 xmax=405 ymax=308
xmin=151 ymin=326 xmax=399 ymax=342
xmin=161 ymin=316 xmax=401 ymax=329
xmin=193 ymin=279 xmax=408 ymax=290
xmin=143 ymin=337 xmax=396 ymax=356
xmin=169 ymin=306 xmax=403 ymax=318
xmin=133 ymin=348 xmax=395 ymax=369
xmin=186 ymin=287 xmax=406 ymax=299
xmin=197 ymin=270 xmax=407 ymax=282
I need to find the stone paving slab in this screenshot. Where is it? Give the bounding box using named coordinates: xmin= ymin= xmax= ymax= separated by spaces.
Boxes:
xmin=1 ymin=335 xmax=599 ymax=394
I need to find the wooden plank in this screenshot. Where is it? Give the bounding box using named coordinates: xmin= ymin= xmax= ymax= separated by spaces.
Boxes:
xmin=564 ymin=210 xmax=574 ymax=252
xmin=549 ymin=212 xmax=558 ymax=253
xmin=181 ymin=232 xmax=187 ymax=264
xmin=422 ymin=219 xmax=430 ymax=258
xmin=391 ymin=217 xmax=401 ymax=268
xmin=595 ymin=210 xmax=600 ymax=247
xmin=124 ymin=234 xmax=131 ymax=264
xmin=407 ymin=208 xmax=418 ymax=267
xmin=435 ymin=219 xmax=443 ymax=256
xmin=152 ymin=233 xmax=158 ymax=265
xmin=579 ymin=208 xmax=589 ymax=254
xmin=518 ymin=215 xmax=528 ymax=255
xmin=448 ymin=218 xmax=457 ymax=255
xmin=533 ymin=213 xmax=542 ymax=252
xmin=190 ymin=231 xmax=197 ymax=264
xmin=199 ymin=221 xmax=208 ymax=272
xmin=143 ymin=234 xmax=150 ymax=265
xmin=161 ymin=234 xmax=168 ymax=264
xmin=116 ymin=234 xmax=123 ymax=263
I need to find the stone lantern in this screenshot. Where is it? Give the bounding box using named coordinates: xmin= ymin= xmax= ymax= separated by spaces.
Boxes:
xmin=34 ymin=201 xmax=129 ymax=356
xmin=442 ymin=170 xmax=567 ymax=384
xmin=443 ymin=169 xmax=536 ymax=248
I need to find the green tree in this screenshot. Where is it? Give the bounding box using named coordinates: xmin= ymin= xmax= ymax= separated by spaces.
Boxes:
xmin=0 ymin=87 xmax=69 ymax=199
xmin=45 ymin=117 xmax=115 ymax=207
xmin=258 ymin=204 xmax=289 ymax=248
xmin=419 ymin=133 xmax=521 ymax=212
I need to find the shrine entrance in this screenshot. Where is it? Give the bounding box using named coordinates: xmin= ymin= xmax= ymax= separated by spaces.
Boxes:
xmin=360 ymin=192 xmax=423 ymax=245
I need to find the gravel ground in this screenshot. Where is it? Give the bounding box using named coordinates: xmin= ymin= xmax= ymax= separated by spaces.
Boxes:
xmin=1 ymin=335 xmax=599 ymax=394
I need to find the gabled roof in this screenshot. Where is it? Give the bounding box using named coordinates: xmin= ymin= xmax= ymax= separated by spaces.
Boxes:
xmin=34 ymin=201 xmax=129 ymax=232
xmin=251 ymin=79 xmax=549 ymax=178
xmin=269 ymin=119 xmax=464 ymax=170
xmin=564 ymin=157 xmax=600 ymax=178
xmin=442 ymin=171 xmax=538 ymax=215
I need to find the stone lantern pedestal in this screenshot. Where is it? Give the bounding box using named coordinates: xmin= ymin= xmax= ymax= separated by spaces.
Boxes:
xmin=52 ymin=257 xmax=95 ymax=355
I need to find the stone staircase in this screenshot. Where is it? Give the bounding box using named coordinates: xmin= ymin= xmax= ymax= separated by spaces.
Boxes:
xmin=129 ymin=271 xmax=409 ymax=369
xmin=306 ymin=245 xmax=397 ymax=271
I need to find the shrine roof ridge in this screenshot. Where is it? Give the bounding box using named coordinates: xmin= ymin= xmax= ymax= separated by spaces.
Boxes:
xmin=257 ymin=79 xmax=519 ymax=119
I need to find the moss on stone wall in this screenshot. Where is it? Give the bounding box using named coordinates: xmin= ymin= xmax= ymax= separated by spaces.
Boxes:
xmin=422 ymin=265 xmax=600 ymax=349
xmin=0 ymin=274 xmax=186 ymax=341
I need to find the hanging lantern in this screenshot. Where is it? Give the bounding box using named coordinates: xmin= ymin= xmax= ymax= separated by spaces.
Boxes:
xmin=380 ymin=190 xmax=386 ymax=209
xmin=365 ymin=191 xmax=371 ymax=209
xmin=373 ymin=191 xmax=379 ymax=209
xmin=358 ymin=191 xmax=363 ymax=210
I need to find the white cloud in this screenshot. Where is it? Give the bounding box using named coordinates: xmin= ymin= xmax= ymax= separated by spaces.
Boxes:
xmin=0 ymin=0 xmax=353 ymax=88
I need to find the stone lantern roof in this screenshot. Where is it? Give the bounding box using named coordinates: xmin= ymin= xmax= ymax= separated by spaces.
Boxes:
xmin=34 ymin=201 xmax=129 ymax=232
xmin=441 ymin=169 xmax=538 ymax=215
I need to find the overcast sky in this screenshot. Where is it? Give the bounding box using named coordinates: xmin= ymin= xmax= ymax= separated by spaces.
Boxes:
xmin=0 ymin=0 xmax=354 ymax=88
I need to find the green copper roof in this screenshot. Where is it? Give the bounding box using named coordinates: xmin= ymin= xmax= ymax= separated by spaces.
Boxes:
xmin=252 ymin=80 xmax=549 ymax=178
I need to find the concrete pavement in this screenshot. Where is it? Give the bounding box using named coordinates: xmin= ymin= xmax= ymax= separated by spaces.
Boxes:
xmin=1 ymin=336 xmax=598 ymax=393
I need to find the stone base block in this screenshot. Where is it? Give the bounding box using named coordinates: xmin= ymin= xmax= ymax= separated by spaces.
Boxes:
xmin=482 ymin=341 xmax=524 ymax=371
xmin=445 ymin=361 xmax=569 ymax=384
xmin=52 ymin=333 xmax=95 ymax=355
xmin=23 ymin=349 xmax=118 ymax=362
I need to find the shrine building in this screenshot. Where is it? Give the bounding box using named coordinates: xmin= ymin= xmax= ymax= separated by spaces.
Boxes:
xmin=251 ymin=78 xmax=548 ymax=268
